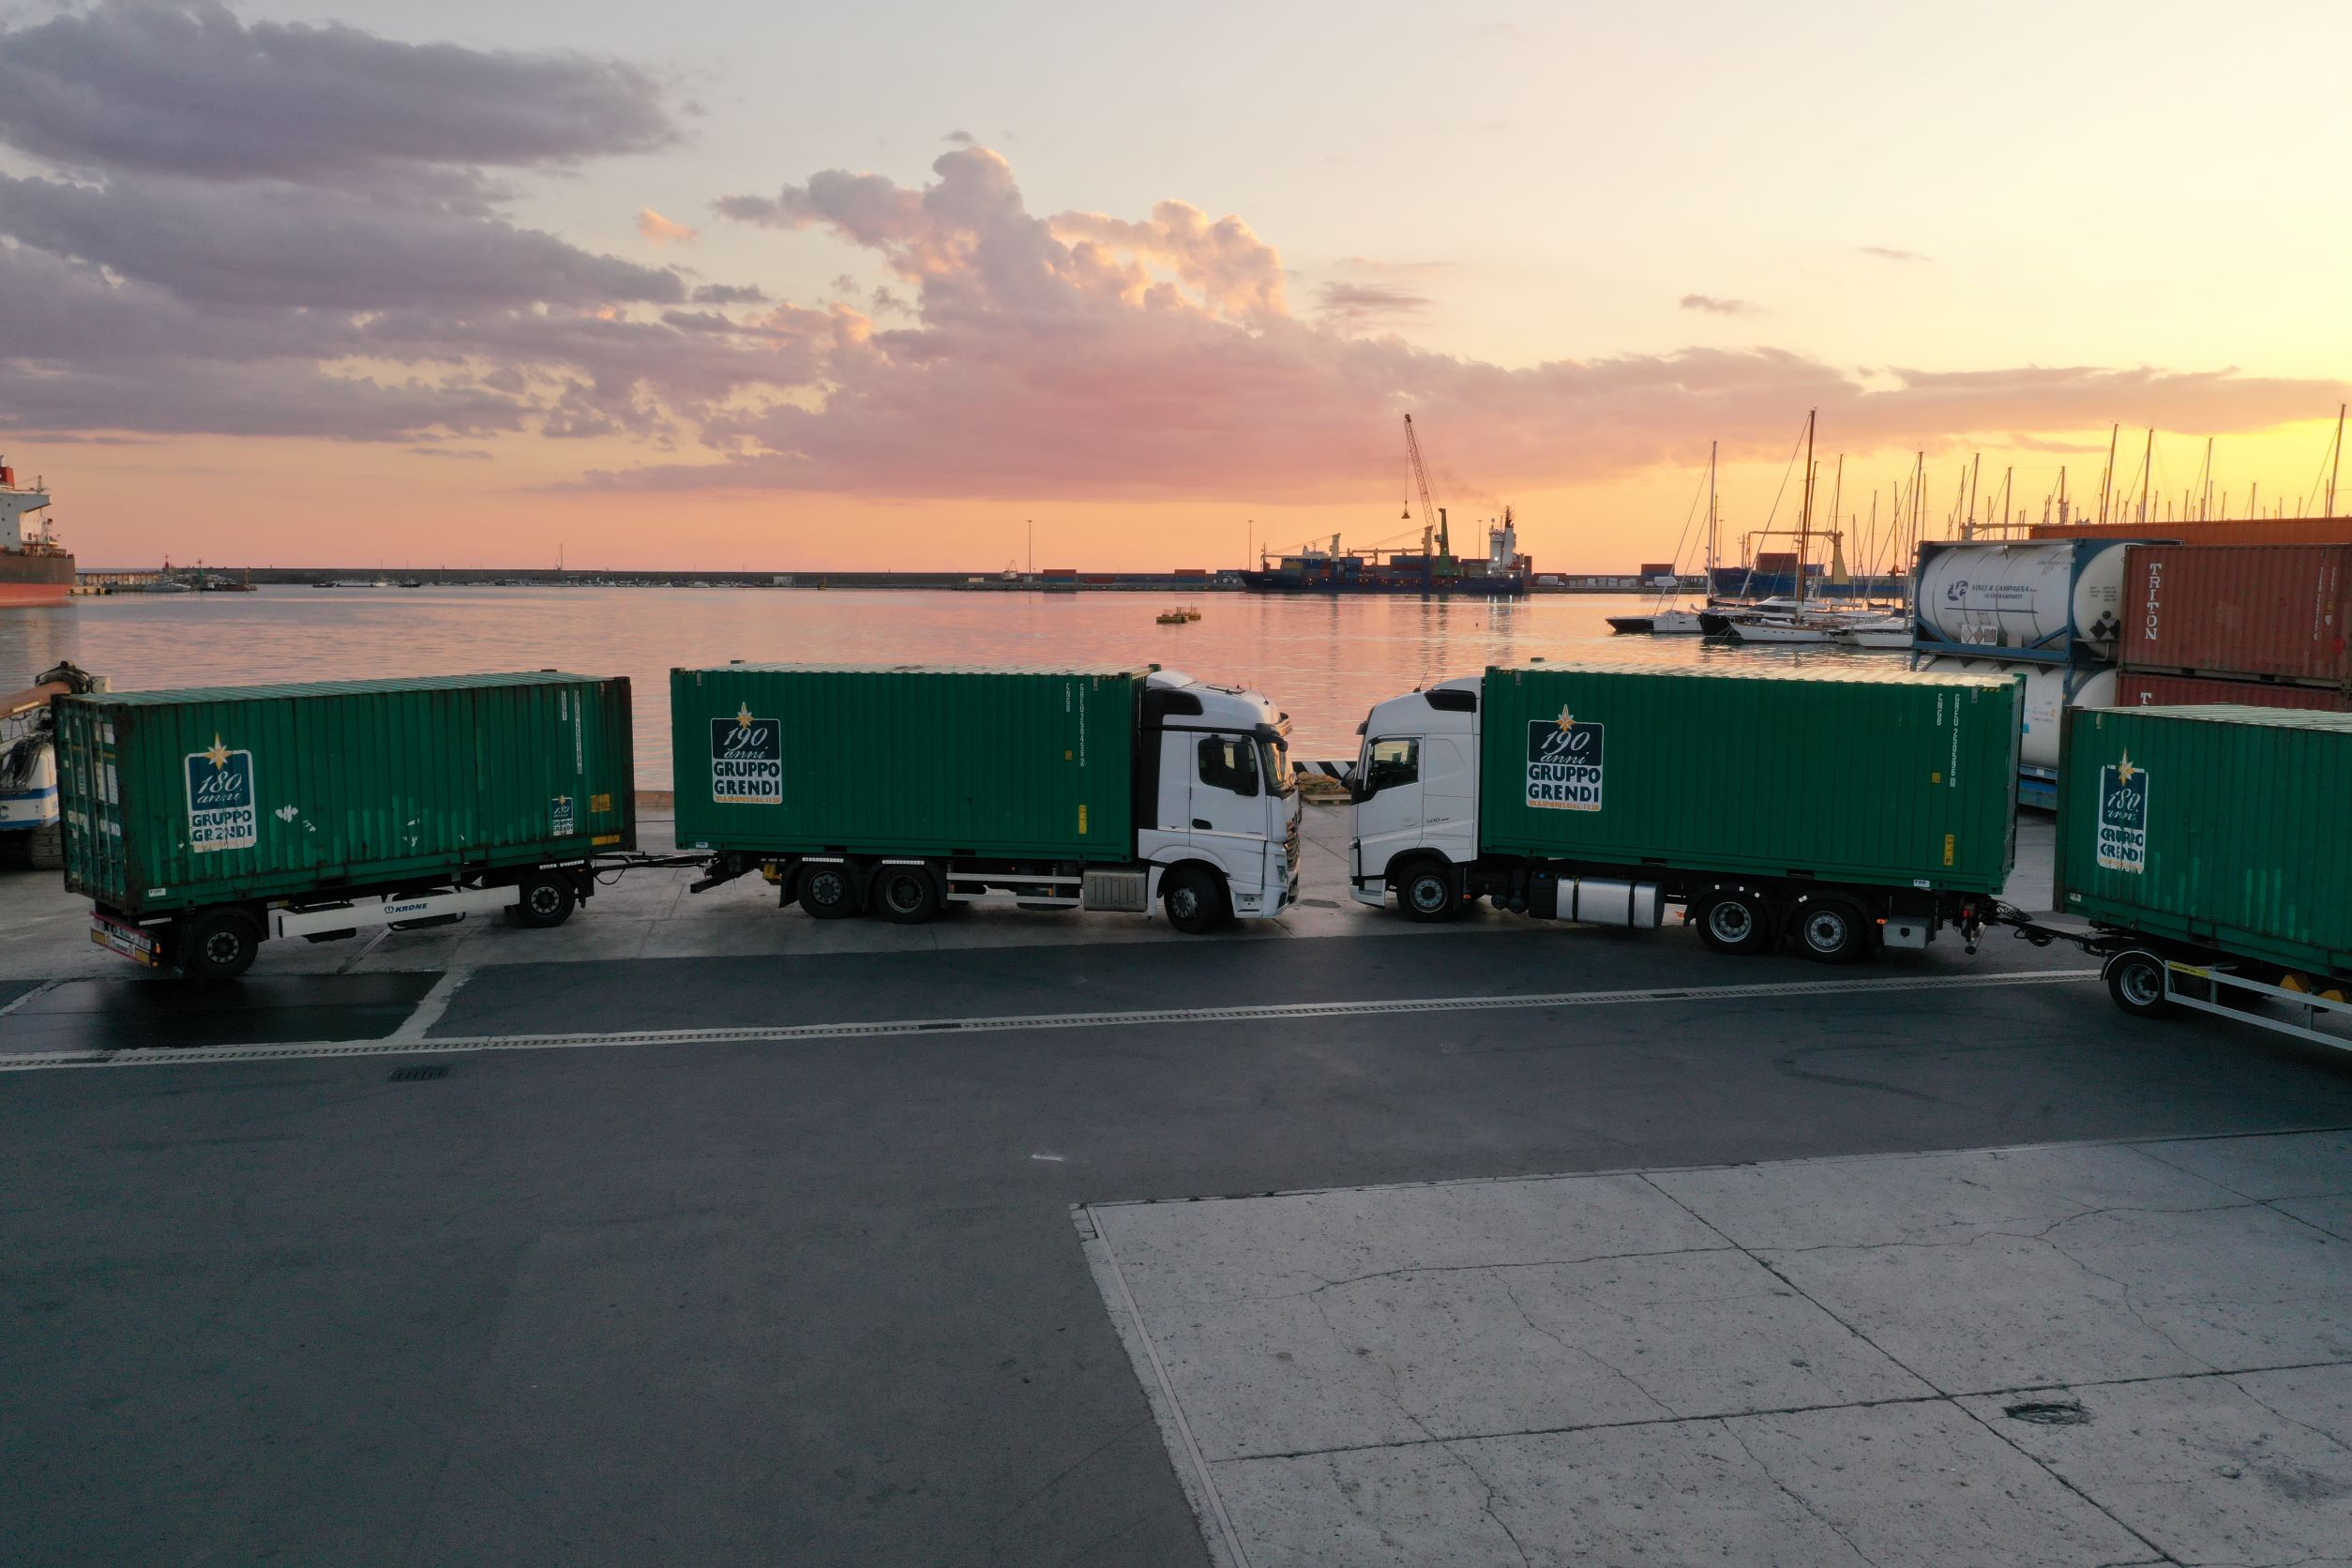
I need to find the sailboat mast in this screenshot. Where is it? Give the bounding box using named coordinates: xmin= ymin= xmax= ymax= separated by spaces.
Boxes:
xmin=2138 ymin=428 xmax=2154 ymax=525
xmin=2329 ymin=402 xmax=2346 ymax=518
xmin=1706 ymin=440 xmax=1718 ymax=586
xmin=2099 ymin=423 xmax=2118 ymax=524
xmin=1797 ymin=411 xmax=1816 ymax=609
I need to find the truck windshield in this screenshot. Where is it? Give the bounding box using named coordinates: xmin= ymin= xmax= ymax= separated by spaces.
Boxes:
xmin=1260 ymin=735 xmax=1293 ymax=795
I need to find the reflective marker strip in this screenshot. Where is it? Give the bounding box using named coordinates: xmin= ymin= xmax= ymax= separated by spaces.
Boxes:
xmin=0 ymin=969 xmax=2098 ymax=1073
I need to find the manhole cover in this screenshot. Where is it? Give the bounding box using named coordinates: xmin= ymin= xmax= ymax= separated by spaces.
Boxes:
xmin=386 ymin=1063 xmax=450 ymax=1083
xmin=2003 ymin=1399 xmax=2090 ymax=1426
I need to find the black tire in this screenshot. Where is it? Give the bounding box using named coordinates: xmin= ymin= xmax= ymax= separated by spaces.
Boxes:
xmin=1162 ymin=865 xmax=1228 ymax=935
xmin=2105 ymin=949 xmax=2175 ymax=1018
xmin=1792 ymin=897 xmax=1871 ymax=964
xmin=798 ymin=863 xmax=861 ymax=920
xmin=1393 ymin=859 xmax=1461 ymax=923
xmin=506 ymin=869 xmax=577 ymax=928
xmin=1695 ymin=888 xmax=1775 ymax=956
xmin=873 ymin=866 xmax=941 ymax=925
xmin=178 ymin=908 xmax=261 ymax=980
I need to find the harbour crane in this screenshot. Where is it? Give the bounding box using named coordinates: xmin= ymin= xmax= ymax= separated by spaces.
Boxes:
xmin=1403 ymin=414 xmax=1451 ymax=559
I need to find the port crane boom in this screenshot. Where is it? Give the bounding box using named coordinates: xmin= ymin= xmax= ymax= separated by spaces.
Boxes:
xmin=1403 ymin=415 xmax=1450 ymax=558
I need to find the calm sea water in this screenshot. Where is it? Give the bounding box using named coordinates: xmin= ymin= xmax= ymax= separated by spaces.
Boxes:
xmin=3 ymin=587 xmax=1890 ymax=786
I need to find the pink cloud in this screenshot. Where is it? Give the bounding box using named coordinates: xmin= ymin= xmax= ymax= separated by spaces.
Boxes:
xmin=591 ymin=149 xmax=2346 ymax=501
xmin=636 ymin=206 xmax=697 ymax=246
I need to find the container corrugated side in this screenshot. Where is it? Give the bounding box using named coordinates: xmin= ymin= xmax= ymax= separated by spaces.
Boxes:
xmin=1477 ymin=664 xmax=2020 ymax=893
xmin=55 ymin=672 xmax=634 ymax=916
xmin=2120 ymin=544 xmax=2352 ymax=687
xmin=671 ymin=665 xmax=1141 ymax=860
xmin=2116 ymin=672 xmax=2351 ymax=714
xmin=2058 ymin=704 xmax=2352 ymax=977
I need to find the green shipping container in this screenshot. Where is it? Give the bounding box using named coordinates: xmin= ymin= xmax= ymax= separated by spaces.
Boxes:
xmin=54 ymin=672 xmax=636 ymax=917
xmin=671 ymin=665 xmax=1143 ymax=860
xmin=1478 ymin=664 xmax=2021 ymax=892
xmin=2058 ymin=704 xmax=2352 ymax=978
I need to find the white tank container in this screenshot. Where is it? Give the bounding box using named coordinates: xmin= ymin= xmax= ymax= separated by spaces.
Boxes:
xmin=1919 ymin=656 xmax=2117 ymax=769
xmin=1915 ymin=541 xmax=2133 ymax=659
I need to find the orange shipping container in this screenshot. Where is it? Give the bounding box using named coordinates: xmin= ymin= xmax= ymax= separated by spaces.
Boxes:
xmin=2034 ymin=517 xmax=2352 ymax=546
xmin=2120 ymin=543 xmax=2352 ymax=688
xmin=2115 ymin=671 xmax=2352 ymax=713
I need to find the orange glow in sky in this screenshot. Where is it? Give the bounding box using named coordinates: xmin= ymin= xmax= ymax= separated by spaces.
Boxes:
xmin=3 ymin=1 xmax=2346 ymax=572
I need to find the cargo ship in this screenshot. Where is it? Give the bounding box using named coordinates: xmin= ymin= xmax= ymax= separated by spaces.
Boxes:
xmin=0 ymin=460 xmax=74 ymax=607
xmin=1243 ymin=507 xmax=1532 ymax=596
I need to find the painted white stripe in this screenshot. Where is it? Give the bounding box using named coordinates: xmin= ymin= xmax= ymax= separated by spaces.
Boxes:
xmin=0 ymin=968 xmax=2096 ymax=1073
xmin=0 ymin=979 xmax=62 ymax=1020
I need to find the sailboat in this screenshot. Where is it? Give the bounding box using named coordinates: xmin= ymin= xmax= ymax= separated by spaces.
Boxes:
xmin=1606 ymin=444 xmax=1718 ymax=636
xmin=1729 ymin=414 xmax=1840 ymax=644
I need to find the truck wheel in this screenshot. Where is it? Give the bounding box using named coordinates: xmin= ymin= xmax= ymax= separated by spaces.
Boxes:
xmin=874 ymin=867 xmax=941 ymax=925
xmin=799 ymin=864 xmax=861 ymax=920
xmin=506 ymin=869 xmax=577 ymax=928
xmin=179 ymin=909 xmax=261 ymax=980
xmin=1162 ymin=866 xmax=1228 ymax=934
xmin=2104 ymin=950 xmax=2175 ymax=1018
xmin=1793 ymin=897 xmax=1870 ymax=964
xmin=1695 ymin=889 xmax=1774 ymax=956
xmin=1395 ymin=860 xmax=1461 ymax=923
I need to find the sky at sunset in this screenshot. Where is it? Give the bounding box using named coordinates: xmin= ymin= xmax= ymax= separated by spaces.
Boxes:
xmin=2 ymin=0 xmax=2347 ymax=571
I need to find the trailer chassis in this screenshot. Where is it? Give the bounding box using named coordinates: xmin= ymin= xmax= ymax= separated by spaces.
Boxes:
xmin=1998 ymin=906 xmax=2352 ymax=1053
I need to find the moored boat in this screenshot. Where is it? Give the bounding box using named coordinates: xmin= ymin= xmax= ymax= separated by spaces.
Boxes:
xmin=0 ymin=460 xmax=74 ymax=608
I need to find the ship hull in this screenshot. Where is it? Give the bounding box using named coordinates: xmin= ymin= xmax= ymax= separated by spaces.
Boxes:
xmin=0 ymin=551 xmax=75 ymax=606
xmin=1242 ymin=573 xmax=1527 ymax=597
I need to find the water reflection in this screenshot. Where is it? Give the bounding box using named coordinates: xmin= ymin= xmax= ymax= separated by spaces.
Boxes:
xmin=1 ymin=587 xmax=1892 ymax=785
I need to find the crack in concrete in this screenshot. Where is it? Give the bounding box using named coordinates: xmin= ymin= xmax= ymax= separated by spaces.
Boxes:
xmin=1496 ymin=1272 xmax=1677 ymax=1421
xmin=1755 ymin=1199 xmax=2255 ymax=1259
xmin=1718 ymin=1416 xmax=1883 ymax=1567
xmin=1241 ymin=1242 xmax=1733 ymax=1304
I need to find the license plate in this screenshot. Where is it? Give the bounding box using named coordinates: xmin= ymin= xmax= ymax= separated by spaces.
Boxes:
xmin=90 ymin=913 xmax=161 ymax=968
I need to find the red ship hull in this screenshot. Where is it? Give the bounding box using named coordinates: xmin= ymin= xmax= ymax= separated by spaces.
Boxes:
xmin=0 ymin=550 xmax=75 ymax=606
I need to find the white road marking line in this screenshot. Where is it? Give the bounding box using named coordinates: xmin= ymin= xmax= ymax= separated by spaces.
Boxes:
xmin=0 ymin=969 xmax=2097 ymax=1073
xmin=387 ymin=963 xmax=476 ymax=1043
xmin=0 ymin=978 xmax=63 ymax=1019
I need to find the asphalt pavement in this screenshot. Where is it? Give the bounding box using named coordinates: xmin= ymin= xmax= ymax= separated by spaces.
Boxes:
xmin=4 ymin=811 xmax=2350 ymax=1565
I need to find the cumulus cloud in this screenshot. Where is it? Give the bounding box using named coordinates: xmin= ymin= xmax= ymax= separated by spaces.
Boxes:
xmin=0 ymin=0 xmax=672 ymax=188
xmin=0 ymin=174 xmax=686 ymax=309
xmin=0 ymin=13 xmax=2335 ymax=495
xmin=1680 ymin=294 xmax=1758 ymax=315
xmin=0 ymin=4 xmax=777 ymax=445
xmin=636 ymin=207 xmax=698 ymax=246
xmin=1862 ymin=246 xmax=1931 ymax=263
xmin=599 ymin=148 xmax=2339 ymax=501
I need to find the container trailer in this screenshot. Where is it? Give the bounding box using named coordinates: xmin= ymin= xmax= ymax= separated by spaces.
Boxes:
xmin=2001 ymin=704 xmax=2352 ymax=1051
xmin=53 ymin=672 xmax=636 ymax=978
xmin=1349 ymin=664 xmax=2021 ymax=960
xmin=672 ymin=664 xmax=1298 ymax=932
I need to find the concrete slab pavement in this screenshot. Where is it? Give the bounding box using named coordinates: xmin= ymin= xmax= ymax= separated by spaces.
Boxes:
xmin=1086 ymin=1132 xmax=2352 ymax=1566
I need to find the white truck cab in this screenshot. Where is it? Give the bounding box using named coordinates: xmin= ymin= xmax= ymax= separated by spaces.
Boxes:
xmin=1349 ymin=674 xmax=1483 ymax=910
xmin=1138 ymin=671 xmax=1302 ymax=927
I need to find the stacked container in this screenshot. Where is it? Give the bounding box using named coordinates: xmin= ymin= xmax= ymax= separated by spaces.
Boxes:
xmin=1911 ymin=537 xmax=2153 ymax=806
xmin=2117 ymin=545 xmax=2352 ymax=709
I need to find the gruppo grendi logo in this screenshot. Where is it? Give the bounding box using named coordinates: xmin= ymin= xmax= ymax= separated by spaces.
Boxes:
xmin=2095 ymin=751 xmax=2149 ymax=873
xmin=185 ymin=733 xmax=257 ymax=852
xmin=1526 ymin=706 xmax=1605 ymax=810
xmin=710 ymin=704 xmax=782 ymax=804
